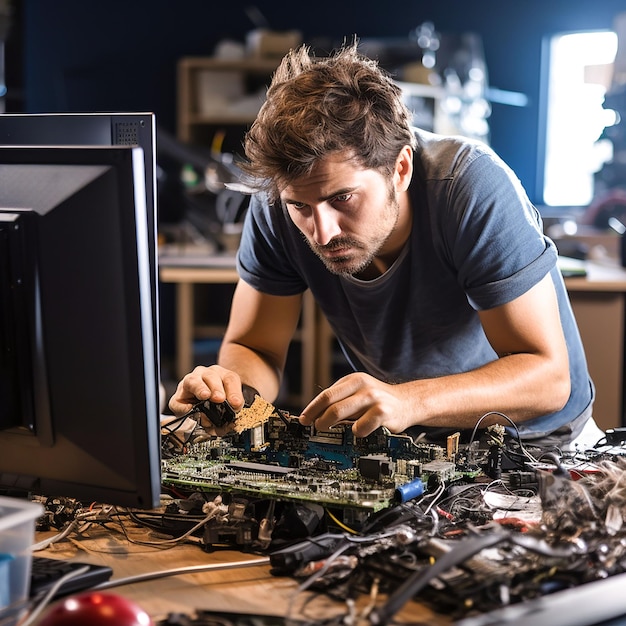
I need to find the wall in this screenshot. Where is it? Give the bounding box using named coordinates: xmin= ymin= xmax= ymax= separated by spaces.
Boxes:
xmin=18 ymin=0 xmax=626 ymax=204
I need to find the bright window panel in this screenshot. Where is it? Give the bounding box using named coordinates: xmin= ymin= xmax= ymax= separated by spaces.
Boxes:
xmin=543 ymin=31 xmax=618 ymax=206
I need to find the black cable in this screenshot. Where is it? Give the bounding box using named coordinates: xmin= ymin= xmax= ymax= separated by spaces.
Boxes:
xmin=369 ymin=530 xmax=510 ymax=625
xmin=537 ymin=451 xmax=568 ymax=475
xmin=468 ymin=411 xmax=538 ymax=465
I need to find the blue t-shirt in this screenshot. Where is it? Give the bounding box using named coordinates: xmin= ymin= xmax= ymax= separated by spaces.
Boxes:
xmin=236 ymin=129 xmax=593 ymax=439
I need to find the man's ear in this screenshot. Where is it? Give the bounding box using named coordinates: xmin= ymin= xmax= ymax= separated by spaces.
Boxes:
xmin=394 ymin=145 xmax=413 ymax=192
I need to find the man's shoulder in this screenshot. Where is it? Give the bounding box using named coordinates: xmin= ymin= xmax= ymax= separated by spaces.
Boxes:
xmin=412 ymin=128 xmax=493 ymax=180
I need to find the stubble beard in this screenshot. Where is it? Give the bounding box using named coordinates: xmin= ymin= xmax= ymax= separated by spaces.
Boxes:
xmin=307 ymin=189 xmax=400 ymax=277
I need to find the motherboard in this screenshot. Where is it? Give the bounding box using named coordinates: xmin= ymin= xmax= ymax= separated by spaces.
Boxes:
xmin=161 ymin=410 xmax=482 ymax=516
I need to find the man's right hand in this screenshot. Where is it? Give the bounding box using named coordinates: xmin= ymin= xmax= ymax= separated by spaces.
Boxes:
xmin=168 ymin=364 xmax=246 ymax=417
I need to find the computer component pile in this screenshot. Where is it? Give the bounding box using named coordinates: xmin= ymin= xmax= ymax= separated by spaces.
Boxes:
xmin=161 ymin=407 xmax=626 ymax=623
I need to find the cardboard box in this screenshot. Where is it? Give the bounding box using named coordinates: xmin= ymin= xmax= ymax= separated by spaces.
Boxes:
xmin=196 ymin=70 xmax=244 ymax=116
xmin=246 ymin=29 xmax=302 ymax=59
xmin=0 ymin=496 xmax=44 ymax=620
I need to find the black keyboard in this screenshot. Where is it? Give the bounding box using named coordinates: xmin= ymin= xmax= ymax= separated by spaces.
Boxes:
xmin=29 ymin=555 xmax=113 ymax=599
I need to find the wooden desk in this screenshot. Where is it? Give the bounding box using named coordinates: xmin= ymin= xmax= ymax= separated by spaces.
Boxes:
xmin=34 ymin=523 xmax=447 ymax=624
xmin=563 ymin=260 xmax=626 ymax=431
xmin=159 ymin=256 xmax=318 ymax=407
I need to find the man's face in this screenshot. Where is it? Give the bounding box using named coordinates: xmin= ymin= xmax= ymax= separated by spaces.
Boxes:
xmin=279 ymin=153 xmax=407 ymax=277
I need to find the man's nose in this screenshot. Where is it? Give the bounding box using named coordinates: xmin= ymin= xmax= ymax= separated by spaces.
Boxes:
xmin=311 ymin=204 xmax=342 ymax=245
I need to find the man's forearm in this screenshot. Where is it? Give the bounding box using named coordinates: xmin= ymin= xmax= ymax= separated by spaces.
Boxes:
xmin=217 ymin=341 xmax=283 ymax=402
xmin=406 ymin=352 xmax=571 ymax=430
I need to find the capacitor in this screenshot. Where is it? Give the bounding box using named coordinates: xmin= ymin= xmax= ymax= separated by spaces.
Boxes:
xmin=394 ymin=477 xmax=425 ymax=503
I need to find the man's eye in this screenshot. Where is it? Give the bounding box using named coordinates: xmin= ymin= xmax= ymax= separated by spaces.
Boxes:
xmin=334 ymin=194 xmax=352 ymax=203
xmin=290 ymin=202 xmax=307 ymax=210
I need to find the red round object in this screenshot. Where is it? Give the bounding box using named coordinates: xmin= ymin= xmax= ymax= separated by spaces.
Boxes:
xmin=37 ymin=591 xmax=154 ymax=626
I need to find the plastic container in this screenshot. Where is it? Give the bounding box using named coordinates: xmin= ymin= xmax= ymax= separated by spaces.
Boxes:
xmin=0 ymin=496 xmax=44 ymax=621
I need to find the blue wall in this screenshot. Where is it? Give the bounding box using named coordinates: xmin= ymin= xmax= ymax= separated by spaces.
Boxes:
xmin=20 ymin=0 xmax=626 ymax=204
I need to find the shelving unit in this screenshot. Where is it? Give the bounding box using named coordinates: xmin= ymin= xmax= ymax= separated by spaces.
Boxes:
xmin=397 ymin=80 xmax=527 ymax=142
xmin=176 ymin=56 xmax=279 ymax=146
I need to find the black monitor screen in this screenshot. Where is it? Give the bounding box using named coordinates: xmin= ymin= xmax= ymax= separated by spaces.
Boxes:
xmin=0 ymin=145 xmax=161 ymax=509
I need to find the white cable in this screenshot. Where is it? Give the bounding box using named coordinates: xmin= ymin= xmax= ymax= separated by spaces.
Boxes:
xmin=17 ymin=566 xmax=90 ymax=626
xmin=93 ymin=557 xmax=270 ymax=590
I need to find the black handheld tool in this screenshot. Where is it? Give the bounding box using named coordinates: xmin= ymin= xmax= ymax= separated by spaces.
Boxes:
xmin=190 ymin=383 xmax=260 ymax=429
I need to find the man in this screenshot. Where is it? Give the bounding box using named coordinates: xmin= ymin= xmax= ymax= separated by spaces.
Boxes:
xmin=169 ymin=41 xmax=597 ymax=447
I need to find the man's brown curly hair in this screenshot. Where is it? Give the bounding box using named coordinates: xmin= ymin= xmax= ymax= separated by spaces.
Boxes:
xmin=241 ymin=40 xmax=416 ymax=202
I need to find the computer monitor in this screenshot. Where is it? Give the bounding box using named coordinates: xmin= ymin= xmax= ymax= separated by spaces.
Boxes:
xmin=0 ymin=145 xmax=161 ymax=509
